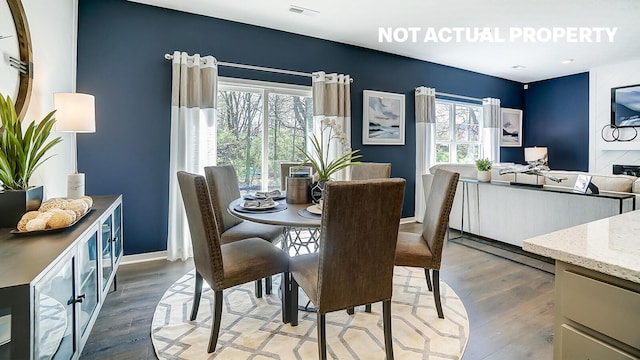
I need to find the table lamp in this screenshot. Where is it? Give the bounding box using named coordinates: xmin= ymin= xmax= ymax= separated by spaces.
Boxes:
xmin=53 ymin=93 xmax=96 ymax=199
xmin=525 ymin=146 xmax=548 ymax=166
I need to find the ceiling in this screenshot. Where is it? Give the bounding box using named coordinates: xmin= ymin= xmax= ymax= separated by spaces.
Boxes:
xmin=130 ymin=0 xmax=640 ymax=83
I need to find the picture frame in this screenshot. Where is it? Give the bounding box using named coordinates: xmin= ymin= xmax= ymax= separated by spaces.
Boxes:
xmin=500 ymin=108 xmax=523 ymax=147
xmin=573 ymin=174 xmax=592 ymax=194
xmin=362 ymin=90 xmax=405 ymax=145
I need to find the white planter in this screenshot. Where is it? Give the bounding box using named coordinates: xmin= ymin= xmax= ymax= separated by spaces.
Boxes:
xmin=477 ymin=170 xmax=491 ymax=182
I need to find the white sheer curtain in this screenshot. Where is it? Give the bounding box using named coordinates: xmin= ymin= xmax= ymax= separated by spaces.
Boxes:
xmin=482 ymin=97 xmax=501 ymax=163
xmin=167 ymin=51 xmax=218 ymax=261
xmin=312 ymin=71 xmax=352 ymax=180
xmin=414 ymin=87 xmax=436 ymax=222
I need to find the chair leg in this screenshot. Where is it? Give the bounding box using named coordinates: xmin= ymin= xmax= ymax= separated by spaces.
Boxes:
xmin=290 ymin=277 xmax=299 ymax=326
xmin=255 ymin=279 xmax=263 ymax=298
xmin=317 ymin=313 xmax=327 ymax=360
xmin=433 ymin=270 xmax=444 ymax=319
xmin=424 ymin=268 xmax=433 ymax=292
xmin=207 ymin=290 xmax=223 ymax=353
xmin=365 ymin=304 xmax=372 ymax=313
xmin=347 ymin=308 xmax=354 ymax=315
xmin=190 ymin=271 xmax=203 ymax=321
xmin=383 ymin=300 xmax=394 ymax=360
xmin=281 ymin=272 xmax=290 ymax=324
xmin=265 ymin=276 xmax=272 ymax=295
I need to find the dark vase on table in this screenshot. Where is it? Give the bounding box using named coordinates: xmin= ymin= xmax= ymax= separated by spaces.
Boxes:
xmin=310 ymin=181 xmax=327 ymax=204
xmin=0 ymin=185 xmax=44 ymax=228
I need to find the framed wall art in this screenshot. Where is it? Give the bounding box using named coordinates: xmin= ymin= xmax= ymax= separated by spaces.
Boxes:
xmin=362 ymin=90 xmax=405 ymax=145
xmin=500 ymin=108 xmax=523 ymax=147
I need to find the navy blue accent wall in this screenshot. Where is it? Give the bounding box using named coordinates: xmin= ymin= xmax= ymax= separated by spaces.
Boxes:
xmin=512 ymin=73 xmax=589 ymax=170
xmin=77 ymin=0 xmax=524 ymax=255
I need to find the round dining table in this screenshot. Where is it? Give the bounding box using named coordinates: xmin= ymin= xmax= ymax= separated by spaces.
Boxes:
xmin=228 ymin=198 xmax=322 ymax=255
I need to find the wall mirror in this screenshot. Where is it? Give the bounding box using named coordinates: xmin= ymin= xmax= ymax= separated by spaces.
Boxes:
xmin=1 ymin=0 xmax=32 ymax=119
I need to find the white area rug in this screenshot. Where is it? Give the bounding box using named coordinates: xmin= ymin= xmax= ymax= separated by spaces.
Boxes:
xmin=152 ymin=267 xmax=469 ymax=359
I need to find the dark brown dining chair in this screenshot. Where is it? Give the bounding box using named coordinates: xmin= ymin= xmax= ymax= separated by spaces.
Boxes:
xmin=350 ymin=162 xmax=391 ymax=180
xmin=204 ymin=165 xmax=284 ymax=297
xmin=395 ymin=169 xmax=459 ymax=319
xmin=289 ymin=178 xmax=406 ymax=360
xmin=177 ymin=171 xmax=290 ymax=353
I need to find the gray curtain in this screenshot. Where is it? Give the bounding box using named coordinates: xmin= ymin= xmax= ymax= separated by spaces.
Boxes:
xmin=482 ymin=97 xmax=501 ymax=163
xmin=415 ymin=86 xmax=436 ymax=221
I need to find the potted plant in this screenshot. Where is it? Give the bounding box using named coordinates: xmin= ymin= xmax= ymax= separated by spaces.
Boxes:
xmin=475 ymin=158 xmax=492 ymax=182
xmin=0 ymin=94 xmax=61 ymax=227
xmin=296 ymin=118 xmax=361 ymax=202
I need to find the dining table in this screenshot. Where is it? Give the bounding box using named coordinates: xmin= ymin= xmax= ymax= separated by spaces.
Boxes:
xmin=228 ymin=196 xmax=322 ymax=311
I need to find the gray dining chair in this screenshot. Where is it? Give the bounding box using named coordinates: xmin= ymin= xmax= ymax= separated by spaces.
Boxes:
xmin=288 ymin=178 xmax=406 ymax=360
xmin=350 ymin=162 xmax=392 ymax=180
xmin=177 ymin=171 xmax=290 ymax=353
xmin=204 ymin=165 xmax=284 ymax=297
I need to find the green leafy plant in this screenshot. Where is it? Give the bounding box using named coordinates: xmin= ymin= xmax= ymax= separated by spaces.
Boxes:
xmin=0 ymin=95 xmax=61 ymax=190
xmin=296 ymin=119 xmax=361 ymax=182
xmin=475 ymin=158 xmax=492 ymax=172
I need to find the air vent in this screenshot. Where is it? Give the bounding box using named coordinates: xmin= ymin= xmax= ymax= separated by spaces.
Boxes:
xmin=289 ymin=5 xmax=319 ymax=16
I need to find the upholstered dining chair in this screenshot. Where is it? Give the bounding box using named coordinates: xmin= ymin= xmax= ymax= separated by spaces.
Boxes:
xmin=395 ymin=169 xmax=459 ymax=319
xmin=177 ymin=171 xmax=290 ymax=353
xmin=289 ymin=178 xmax=406 ymax=360
xmin=204 ymin=165 xmax=284 ymax=298
xmin=350 ymin=162 xmax=392 ymax=180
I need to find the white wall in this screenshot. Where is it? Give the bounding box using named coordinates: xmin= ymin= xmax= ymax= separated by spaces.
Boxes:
xmin=589 ymin=58 xmax=640 ymax=174
xmin=21 ymin=0 xmax=77 ymax=198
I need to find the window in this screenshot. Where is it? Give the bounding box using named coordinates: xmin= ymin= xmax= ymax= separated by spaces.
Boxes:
xmin=216 ymin=78 xmax=313 ymax=193
xmin=435 ymin=100 xmax=483 ymax=164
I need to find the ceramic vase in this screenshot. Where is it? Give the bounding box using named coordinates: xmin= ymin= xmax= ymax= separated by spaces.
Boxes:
xmin=477 ymin=170 xmax=491 ymax=182
xmin=310 ymin=181 xmax=327 ymax=204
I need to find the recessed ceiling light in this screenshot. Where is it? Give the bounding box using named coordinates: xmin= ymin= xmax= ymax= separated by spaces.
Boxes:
xmin=561 ymin=59 xmax=574 ymax=64
xmin=289 ymin=5 xmax=319 ymax=16
xmin=512 ymin=65 xmax=526 ymax=69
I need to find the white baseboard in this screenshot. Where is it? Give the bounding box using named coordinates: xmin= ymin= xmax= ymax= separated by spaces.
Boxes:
xmin=400 ymin=217 xmax=416 ymax=224
xmin=121 ymin=250 xmax=167 ymax=265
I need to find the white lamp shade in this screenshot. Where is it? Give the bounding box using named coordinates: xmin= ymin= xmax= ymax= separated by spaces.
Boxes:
xmin=524 ymin=147 xmax=548 ymax=162
xmin=53 ymin=93 xmax=96 ymax=132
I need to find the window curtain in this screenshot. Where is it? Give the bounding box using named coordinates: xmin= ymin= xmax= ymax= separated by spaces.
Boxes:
xmin=312 ymin=71 xmax=352 ymax=180
xmin=167 ymin=51 xmax=218 ymax=261
xmin=414 ymin=87 xmax=436 ymax=222
xmin=482 ymin=97 xmax=501 ymax=163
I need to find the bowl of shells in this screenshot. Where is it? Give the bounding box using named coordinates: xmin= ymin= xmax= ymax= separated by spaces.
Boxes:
xmin=11 ymin=196 xmax=94 ymax=234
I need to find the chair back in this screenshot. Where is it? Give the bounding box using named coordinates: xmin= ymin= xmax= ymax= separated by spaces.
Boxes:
xmin=421 ymin=169 xmax=460 ymax=269
xmin=279 ymin=162 xmax=314 ymax=190
xmin=204 ymin=165 xmax=243 ymax=233
xmin=350 ymin=162 xmax=392 ymax=180
xmin=177 ymin=171 xmax=224 ymax=290
xmin=316 ymin=178 xmax=406 ymax=313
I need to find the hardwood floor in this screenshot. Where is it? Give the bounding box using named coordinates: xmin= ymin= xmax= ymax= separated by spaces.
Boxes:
xmin=81 ymin=224 xmax=554 ymax=359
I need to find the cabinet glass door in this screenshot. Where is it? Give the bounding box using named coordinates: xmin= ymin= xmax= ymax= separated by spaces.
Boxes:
xmin=34 ymin=260 xmax=75 ymax=360
xmin=113 ymin=204 xmax=123 ymax=261
xmin=101 ymin=216 xmax=113 ymax=290
xmin=78 ymin=231 xmax=99 ymax=338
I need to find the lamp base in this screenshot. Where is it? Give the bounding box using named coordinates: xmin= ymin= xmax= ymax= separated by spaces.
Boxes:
xmin=67 ymin=173 xmax=85 ymax=199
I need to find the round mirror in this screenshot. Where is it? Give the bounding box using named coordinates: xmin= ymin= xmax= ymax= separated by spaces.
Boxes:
xmin=1 ymin=0 xmax=32 ymax=119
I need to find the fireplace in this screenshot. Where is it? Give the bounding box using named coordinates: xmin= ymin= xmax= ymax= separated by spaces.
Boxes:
xmin=613 ymin=164 xmax=640 ymax=177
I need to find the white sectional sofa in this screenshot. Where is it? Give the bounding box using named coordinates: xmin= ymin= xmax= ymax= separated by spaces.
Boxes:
xmin=425 ymin=163 xmax=639 ymax=247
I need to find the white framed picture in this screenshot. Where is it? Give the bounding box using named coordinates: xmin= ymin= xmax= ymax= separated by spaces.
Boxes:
xmin=362 ymin=90 xmax=405 ymax=145
xmin=500 ymin=108 xmax=523 ymax=147
xmin=573 ymin=174 xmax=592 ymax=193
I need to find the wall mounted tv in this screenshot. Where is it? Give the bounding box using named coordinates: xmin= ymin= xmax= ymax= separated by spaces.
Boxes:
xmin=611 ymin=84 xmax=640 ymax=127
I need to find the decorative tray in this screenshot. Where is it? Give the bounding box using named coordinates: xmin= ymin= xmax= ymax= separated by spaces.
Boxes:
xmin=10 ymin=209 xmax=93 ymax=235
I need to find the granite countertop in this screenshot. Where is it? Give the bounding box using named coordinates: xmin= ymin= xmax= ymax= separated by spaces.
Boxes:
xmin=523 ymin=210 xmax=640 ymax=284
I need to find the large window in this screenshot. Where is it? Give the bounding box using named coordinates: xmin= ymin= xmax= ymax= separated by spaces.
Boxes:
xmin=216 ymin=79 xmax=312 ymax=192
xmin=435 ymin=100 xmax=483 ymax=164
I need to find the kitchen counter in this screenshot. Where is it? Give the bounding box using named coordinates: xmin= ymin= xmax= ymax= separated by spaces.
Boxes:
xmin=523 ymin=209 xmax=640 ymax=284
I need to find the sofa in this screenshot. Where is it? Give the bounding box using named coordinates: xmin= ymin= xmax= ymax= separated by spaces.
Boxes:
xmin=425 ymin=163 xmax=639 ymax=247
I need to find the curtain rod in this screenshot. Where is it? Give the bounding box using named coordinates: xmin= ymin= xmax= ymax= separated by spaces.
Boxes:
xmin=164 ymin=53 xmax=354 ymax=83
xmin=435 ymin=91 xmax=483 ymax=102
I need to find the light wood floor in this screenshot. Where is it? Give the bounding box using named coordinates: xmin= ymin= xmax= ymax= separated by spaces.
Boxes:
xmin=81 ymin=224 xmax=554 ymax=359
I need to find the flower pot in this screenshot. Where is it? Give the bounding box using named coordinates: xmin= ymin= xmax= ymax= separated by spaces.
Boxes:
xmin=0 ymin=185 xmax=43 ymax=228
xmin=310 ymin=181 xmax=327 ymax=204
xmin=477 ymin=170 xmax=491 ymax=182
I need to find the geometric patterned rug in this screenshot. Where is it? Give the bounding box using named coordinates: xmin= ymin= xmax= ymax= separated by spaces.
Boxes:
xmin=152 ymin=267 xmax=469 ymax=359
